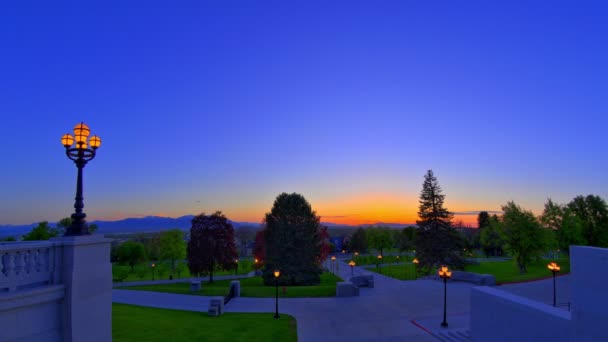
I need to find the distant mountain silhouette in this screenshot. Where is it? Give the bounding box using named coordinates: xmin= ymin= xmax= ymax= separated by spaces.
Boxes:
xmin=0 ymin=216 xmax=416 ymax=238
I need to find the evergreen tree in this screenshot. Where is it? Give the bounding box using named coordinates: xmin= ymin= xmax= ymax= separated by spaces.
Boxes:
xmin=350 ymin=227 xmax=368 ymax=253
xmin=187 ymin=212 xmax=238 ymax=283
xmin=263 ymin=193 xmax=323 ymax=286
xmin=414 ymin=170 xmax=464 ymax=269
xmin=477 ymin=211 xmax=490 ymax=229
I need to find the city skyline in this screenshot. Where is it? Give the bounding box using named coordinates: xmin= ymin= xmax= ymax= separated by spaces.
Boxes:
xmin=1 ymin=1 xmax=607 ymax=226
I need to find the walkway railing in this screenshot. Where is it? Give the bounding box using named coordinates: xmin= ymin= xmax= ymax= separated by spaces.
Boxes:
xmin=0 ymin=241 xmax=62 ymax=292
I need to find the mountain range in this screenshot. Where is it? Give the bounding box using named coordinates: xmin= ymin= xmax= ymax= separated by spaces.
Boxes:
xmin=0 ymin=215 xmax=411 ymax=238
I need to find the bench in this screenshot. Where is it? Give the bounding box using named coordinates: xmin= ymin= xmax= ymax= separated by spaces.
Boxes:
xmin=349 ymin=275 xmax=374 ymax=288
xmin=336 ymin=282 xmax=359 ymax=297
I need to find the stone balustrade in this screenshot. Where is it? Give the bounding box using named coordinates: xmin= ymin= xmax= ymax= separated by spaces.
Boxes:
xmin=0 ymin=241 xmax=62 ymax=292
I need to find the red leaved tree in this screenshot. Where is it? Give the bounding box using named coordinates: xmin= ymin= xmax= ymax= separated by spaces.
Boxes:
xmin=317 ymin=226 xmax=330 ymax=262
xmin=187 ymin=211 xmax=238 ymax=283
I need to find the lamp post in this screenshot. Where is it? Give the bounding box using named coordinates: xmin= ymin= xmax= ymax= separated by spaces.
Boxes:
xmin=413 ymin=258 xmax=419 ymax=279
xmin=152 ymin=263 xmax=156 ymax=280
xmin=377 ymin=254 xmax=382 ymax=273
xmin=331 ymin=255 xmax=336 ymax=273
xmin=61 ymin=122 xmax=102 ymax=236
xmin=235 ymin=259 xmax=239 ymax=275
xmin=349 ymin=260 xmax=355 ymax=277
xmin=438 ymin=265 xmax=452 ymax=327
xmin=274 ymin=270 xmax=281 ymax=319
xmin=548 ymin=262 xmax=561 ymax=306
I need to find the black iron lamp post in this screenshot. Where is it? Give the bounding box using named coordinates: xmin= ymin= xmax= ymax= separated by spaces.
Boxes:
xmin=274 ymin=270 xmax=281 ymax=319
xmin=548 ymin=262 xmax=561 ymax=306
xmin=152 ymin=263 xmax=156 ymax=280
xmin=377 ymin=254 xmax=382 ymax=273
xmin=235 ymin=259 xmax=239 ymax=275
xmin=413 ymin=258 xmax=419 ymax=279
xmin=331 ymin=255 xmax=336 ymax=273
xmin=61 ymin=122 xmax=102 ymax=236
xmin=349 ymin=260 xmax=355 ymax=276
xmin=438 ymin=265 xmax=452 ymax=327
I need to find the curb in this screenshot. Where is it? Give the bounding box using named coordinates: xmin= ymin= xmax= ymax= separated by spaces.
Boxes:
xmin=497 ymin=272 xmax=569 ymax=285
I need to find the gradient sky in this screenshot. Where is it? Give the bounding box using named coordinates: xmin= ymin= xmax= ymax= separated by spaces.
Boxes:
xmin=1 ymin=1 xmax=607 ymax=226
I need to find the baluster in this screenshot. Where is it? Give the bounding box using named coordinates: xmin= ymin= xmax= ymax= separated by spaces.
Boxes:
xmin=39 ymin=248 xmax=47 ymax=273
xmin=30 ymin=250 xmax=39 ymax=273
xmin=6 ymin=252 xmax=15 ymax=278
xmin=23 ymin=250 xmax=31 ymax=274
xmin=15 ymin=252 xmax=25 ymax=276
xmin=0 ymin=252 xmax=4 ymax=278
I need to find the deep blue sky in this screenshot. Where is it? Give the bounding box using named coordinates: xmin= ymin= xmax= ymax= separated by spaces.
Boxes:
xmin=1 ymin=1 xmax=607 ymax=225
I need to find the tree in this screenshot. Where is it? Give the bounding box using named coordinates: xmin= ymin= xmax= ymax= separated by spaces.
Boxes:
xmin=497 ymin=202 xmax=551 ymax=274
xmin=477 ymin=211 xmax=490 ymax=229
xmin=414 ymin=170 xmax=464 ymax=269
xmin=263 ymin=193 xmax=323 ymax=286
xmin=350 ymin=227 xmax=368 ymax=253
xmin=366 ymin=226 xmax=394 ymax=257
xmin=317 ymin=226 xmax=331 ymax=262
xmin=253 ymin=229 xmax=266 ymax=269
xmin=117 ymin=241 xmax=146 ymax=271
xmin=395 ymin=226 xmax=417 ymax=252
xmin=541 ymin=198 xmax=586 ymax=254
xmin=187 ymin=211 xmax=238 ymax=283
xmin=567 ymin=195 xmax=608 ymax=247
xmin=22 ymin=221 xmax=60 ymax=241
xmin=159 ymin=229 xmax=186 ymax=274
xmin=480 ymin=214 xmax=504 ymax=257
xmin=1 ymin=236 xmax=16 ymax=241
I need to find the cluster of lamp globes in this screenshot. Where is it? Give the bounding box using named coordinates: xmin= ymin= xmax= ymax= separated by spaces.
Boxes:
xmin=61 ymin=122 xmax=102 ymax=150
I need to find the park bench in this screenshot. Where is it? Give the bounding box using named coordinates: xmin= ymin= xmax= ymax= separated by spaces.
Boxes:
xmin=349 ymin=275 xmax=374 ymax=288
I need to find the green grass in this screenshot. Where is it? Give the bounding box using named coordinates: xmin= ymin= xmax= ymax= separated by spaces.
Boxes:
xmin=113 ymin=303 xmax=297 ymax=342
xmin=122 ymin=272 xmax=343 ymax=298
xmin=112 ymin=259 xmax=254 ymax=282
xmin=366 ymin=263 xmax=418 ymax=280
xmin=464 ymin=257 xmax=570 ymax=283
xmin=351 ymin=254 xmax=412 ymax=266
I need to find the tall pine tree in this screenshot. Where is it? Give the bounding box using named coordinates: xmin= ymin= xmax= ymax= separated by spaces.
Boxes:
xmin=414 ymin=170 xmax=464 ymax=269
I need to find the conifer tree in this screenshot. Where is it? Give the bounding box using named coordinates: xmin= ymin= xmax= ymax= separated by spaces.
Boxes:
xmin=414 ymin=170 xmax=464 ymax=269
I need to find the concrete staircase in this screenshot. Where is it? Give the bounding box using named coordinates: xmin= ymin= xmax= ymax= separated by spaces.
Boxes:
xmin=432 ymin=328 xmax=472 ymax=342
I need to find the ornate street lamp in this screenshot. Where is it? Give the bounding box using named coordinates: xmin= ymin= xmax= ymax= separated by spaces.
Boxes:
xmin=349 ymin=260 xmax=356 ymax=277
xmin=235 ymin=259 xmax=239 ymax=275
xmin=152 ymin=263 xmax=156 ymax=280
xmin=61 ymin=122 xmax=102 ymax=236
xmin=377 ymin=254 xmax=382 ymax=273
xmin=274 ymin=270 xmax=281 ymax=319
xmin=413 ymin=258 xmax=419 ymax=279
xmin=438 ymin=265 xmax=452 ymax=327
xmin=331 ymin=255 xmax=336 ymax=273
xmin=548 ymin=262 xmax=561 ymax=306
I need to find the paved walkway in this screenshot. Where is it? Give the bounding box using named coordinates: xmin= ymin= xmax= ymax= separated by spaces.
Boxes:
xmin=112 ymin=259 xmax=570 ymax=342
xmin=113 ymin=272 xmax=255 ymax=288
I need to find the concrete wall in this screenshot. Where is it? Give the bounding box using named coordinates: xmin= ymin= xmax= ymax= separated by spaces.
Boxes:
xmin=570 ymin=246 xmax=608 ymax=341
xmin=0 ymin=235 xmax=112 ymax=342
xmin=470 ymin=286 xmax=571 ymax=342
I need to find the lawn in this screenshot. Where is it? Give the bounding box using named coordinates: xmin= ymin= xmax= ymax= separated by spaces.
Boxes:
xmin=366 ymin=263 xmax=417 ymax=280
xmin=122 ymin=272 xmax=343 ymax=298
xmin=113 ymin=303 xmax=297 ymax=342
xmin=351 ymin=254 xmax=413 ymax=266
xmin=112 ymin=259 xmax=255 ymax=282
xmin=465 ymin=257 xmax=570 ymax=283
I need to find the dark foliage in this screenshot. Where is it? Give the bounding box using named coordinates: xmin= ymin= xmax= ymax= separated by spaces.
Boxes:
xmin=187 ymin=212 xmax=238 ymax=283
xmin=263 ymin=193 xmax=323 ymax=286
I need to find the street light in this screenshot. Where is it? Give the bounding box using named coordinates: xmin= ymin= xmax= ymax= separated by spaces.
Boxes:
xmin=438 ymin=265 xmax=452 ymax=327
xmin=331 ymin=255 xmax=336 ymax=273
xmin=349 ymin=260 xmax=356 ymax=276
xmin=235 ymin=259 xmax=239 ymax=275
xmin=377 ymin=254 xmax=382 ymax=273
xmin=152 ymin=263 xmax=156 ymax=280
xmin=274 ymin=270 xmax=281 ymax=319
xmin=61 ymin=122 xmax=101 ymax=236
xmin=548 ymin=262 xmax=561 ymax=306
xmin=413 ymin=258 xmax=419 ymax=279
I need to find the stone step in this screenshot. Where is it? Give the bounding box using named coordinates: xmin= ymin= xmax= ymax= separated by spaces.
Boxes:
xmin=433 ymin=328 xmax=472 ymax=342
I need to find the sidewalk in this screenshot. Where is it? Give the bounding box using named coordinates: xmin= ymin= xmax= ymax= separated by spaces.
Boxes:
xmin=113 ymin=271 xmax=255 ymax=288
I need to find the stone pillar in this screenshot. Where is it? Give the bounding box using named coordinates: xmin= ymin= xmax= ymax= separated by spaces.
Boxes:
xmin=58 ymin=235 xmax=112 ymax=342
xmin=570 ymin=245 xmax=608 ymax=341
xmin=230 ymin=280 xmax=240 ymax=297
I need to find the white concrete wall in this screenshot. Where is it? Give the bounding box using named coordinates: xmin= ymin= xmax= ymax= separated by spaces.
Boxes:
xmin=470 ymin=286 xmax=571 ymax=342
xmin=570 ymin=246 xmax=608 ymax=341
xmin=0 ymin=235 xmax=112 ymax=342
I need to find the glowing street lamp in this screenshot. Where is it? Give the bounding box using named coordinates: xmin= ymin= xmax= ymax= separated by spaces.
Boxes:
xmin=376 ymin=254 xmax=382 ymax=273
xmin=331 ymin=255 xmax=336 ymax=273
xmin=548 ymin=262 xmax=561 ymax=306
xmin=438 ymin=265 xmax=452 ymax=327
xmin=151 ymin=263 xmax=156 ymax=280
xmin=274 ymin=270 xmax=281 ymax=319
xmin=348 ymin=260 xmax=356 ymax=276
xmin=61 ymin=122 xmax=102 ymax=235
xmin=413 ymin=258 xmax=420 ymax=279
xmin=235 ymin=259 xmax=239 ymax=275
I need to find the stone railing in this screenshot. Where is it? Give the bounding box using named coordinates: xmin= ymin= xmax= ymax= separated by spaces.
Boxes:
xmin=0 ymin=241 xmax=62 ymax=292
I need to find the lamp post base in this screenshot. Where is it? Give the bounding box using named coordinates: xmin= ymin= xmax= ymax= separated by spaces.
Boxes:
xmin=274 ymin=314 xmax=280 ymax=319
xmin=441 ymin=321 xmax=448 ymax=328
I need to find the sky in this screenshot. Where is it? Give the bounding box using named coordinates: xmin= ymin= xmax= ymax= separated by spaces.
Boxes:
xmin=1 ymin=1 xmax=607 ymax=227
